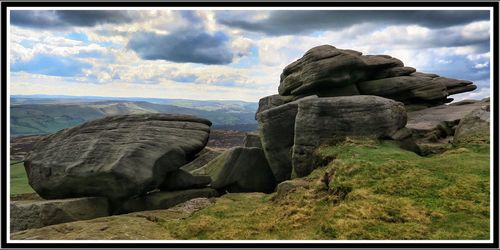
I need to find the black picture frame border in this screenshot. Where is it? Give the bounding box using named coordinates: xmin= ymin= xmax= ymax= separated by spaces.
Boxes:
xmin=1 ymin=1 xmax=498 ymax=249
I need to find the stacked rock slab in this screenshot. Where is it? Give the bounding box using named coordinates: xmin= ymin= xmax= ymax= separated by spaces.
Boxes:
xmin=259 ymin=44 xmax=476 ymax=113
xmin=255 ymin=44 xmax=477 ymax=181
xmin=24 ymin=113 xmax=212 ymax=200
xmin=292 ymin=96 xmax=407 ymax=177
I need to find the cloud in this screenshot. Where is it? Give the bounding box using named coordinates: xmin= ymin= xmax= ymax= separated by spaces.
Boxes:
xmin=10 ymin=10 xmax=134 ymax=29
xmin=11 ymin=54 xmax=92 ymax=77
xmin=217 ymin=10 xmax=490 ymax=36
xmin=127 ymin=30 xmax=233 ymax=65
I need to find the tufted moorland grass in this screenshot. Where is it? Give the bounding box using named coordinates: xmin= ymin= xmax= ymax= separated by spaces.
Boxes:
xmin=158 ymin=138 xmax=490 ymax=240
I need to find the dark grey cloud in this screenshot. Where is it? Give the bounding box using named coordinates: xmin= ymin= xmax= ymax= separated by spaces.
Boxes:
xmin=217 ymin=10 xmax=490 ymax=35
xmin=11 ymin=10 xmax=133 ymax=29
xmin=127 ymin=31 xmax=233 ymax=65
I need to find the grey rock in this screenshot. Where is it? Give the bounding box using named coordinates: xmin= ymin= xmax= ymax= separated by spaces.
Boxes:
xmin=204 ymin=147 xmax=276 ymax=193
xmin=279 ymin=45 xmax=367 ymax=96
xmin=357 ymin=75 xmax=449 ymax=105
xmin=115 ymin=188 xmax=218 ymax=214
xmin=454 ymin=105 xmax=490 ymax=144
xmin=180 ymin=147 xmax=221 ymax=173
xmin=255 ymin=94 xmax=294 ymax=119
xmin=158 ymin=169 xmax=211 ymax=191
xmin=292 ymin=96 xmax=407 ymax=177
xmin=407 ymin=100 xmax=486 ymax=138
xmin=10 ymin=197 xmax=109 ymax=232
xmin=277 ymin=45 xmax=476 ymax=106
xmin=24 ymin=113 xmax=211 ymax=200
xmin=273 ymin=179 xmax=309 ymax=200
xmin=257 ymin=96 xmax=317 ymax=182
xmin=243 ymin=133 xmax=262 ymax=148
xmin=390 ymin=128 xmax=421 ymax=154
xmin=371 ymin=66 xmax=416 ymax=80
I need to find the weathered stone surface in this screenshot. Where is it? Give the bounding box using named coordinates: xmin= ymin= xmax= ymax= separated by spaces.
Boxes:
xmin=180 ymin=147 xmax=221 ymax=173
xmin=273 ymin=179 xmax=309 ymax=200
xmin=292 ymin=96 xmax=407 ymax=177
xmin=277 ymin=45 xmax=476 ymax=107
xmin=255 ymin=94 xmax=294 ymax=119
xmin=406 ymin=100 xmax=486 ymax=142
xmin=371 ymin=66 xmax=416 ymax=80
xmin=203 ymin=147 xmax=277 ymax=193
xmin=257 ymin=96 xmax=317 ymax=182
xmin=24 ymin=113 xmax=211 ymax=200
xmin=243 ymin=133 xmax=262 ymax=148
xmin=279 ymin=45 xmax=368 ymax=96
xmin=357 ymin=75 xmax=449 ymax=105
xmin=454 ymin=105 xmax=490 ymax=144
xmin=11 ymin=198 xmax=215 ymax=240
xmin=390 ymin=128 xmax=421 ymax=155
xmin=10 ymin=197 xmax=109 ymax=233
xmin=158 ymin=169 xmax=211 ymax=191
xmin=115 ymin=188 xmax=218 ymax=214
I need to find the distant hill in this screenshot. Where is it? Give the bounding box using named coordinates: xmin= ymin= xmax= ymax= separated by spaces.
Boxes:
xmin=10 ymin=96 xmax=258 ymax=137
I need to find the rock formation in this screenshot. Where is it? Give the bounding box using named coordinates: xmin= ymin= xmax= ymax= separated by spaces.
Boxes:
xmin=258 ymin=44 xmax=476 ymax=116
xmin=24 ymin=113 xmax=212 ymax=200
xmin=256 ymin=44 xmax=481 ymax=181
xmin=292 ymin=96 xmax=407 ymax=177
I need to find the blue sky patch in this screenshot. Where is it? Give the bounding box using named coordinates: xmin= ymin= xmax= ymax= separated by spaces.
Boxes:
xmin=66 ymin=32 xmax=89 ymax=43
xmin=11 ymin=54 xmax=92 ymax=77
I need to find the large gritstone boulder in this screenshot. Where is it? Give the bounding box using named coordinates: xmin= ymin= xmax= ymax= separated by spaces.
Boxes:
xmin=292 ymin=96 xmax=407 ymax=177
xmin=203 ymin=147 xmax=277 ymax=193
xmin=256 ymin=96 xmax=317 ymax=183
xmin=24 ymin=114 xmax=211 ymax=200
xmin=273 ymin=45 xmax=476 ymax=110
xmin=10 ymin=197 xmax=109 ymax=233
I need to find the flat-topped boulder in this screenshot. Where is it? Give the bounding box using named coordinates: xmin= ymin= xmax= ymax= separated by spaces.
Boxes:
xmin=293 ymin=96 xmax=407 ymax=177
xmin=24 ymin=113 xmax=212 ymax=200
xmin=10 ymin=197 xmax=109 ymax=233
xmin=406 ymin=99 xmax=487 ymax=141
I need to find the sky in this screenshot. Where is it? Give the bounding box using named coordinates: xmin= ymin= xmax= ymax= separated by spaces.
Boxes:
xmin=8 ymin=8 xmax=492 ymax=102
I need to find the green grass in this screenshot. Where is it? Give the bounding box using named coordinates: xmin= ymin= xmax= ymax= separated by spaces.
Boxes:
xmin=155 ymin=138 xmax=490 ymax=240
xmin=10 ymin=162 xmax=36 ymax=196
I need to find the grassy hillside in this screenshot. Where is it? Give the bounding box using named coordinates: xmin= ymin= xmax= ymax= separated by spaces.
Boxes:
xmin=10 ymin=162 xmax=35 ymax=196
xmin=10 ymin=139 xmax=490 ymax=240
xmin=10 ymin=100 xmax=257 ymax=136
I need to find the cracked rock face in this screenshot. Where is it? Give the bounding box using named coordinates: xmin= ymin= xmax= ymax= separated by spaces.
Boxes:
xmin=24 ymin=113 xmax=212 ymax=200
